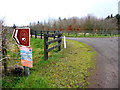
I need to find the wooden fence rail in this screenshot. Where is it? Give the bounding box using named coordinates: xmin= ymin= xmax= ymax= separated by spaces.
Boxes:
xmin=44 ymin=32 xmax=62 ymax=60
xmin=30 ymin=30 xmax=60 ymax=39
xmin=31 ymin=30 xmax=119 ymax=38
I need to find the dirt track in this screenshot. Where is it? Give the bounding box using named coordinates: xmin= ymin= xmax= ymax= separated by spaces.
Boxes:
xmin=67 ymin=37 xmax=119 ymax=88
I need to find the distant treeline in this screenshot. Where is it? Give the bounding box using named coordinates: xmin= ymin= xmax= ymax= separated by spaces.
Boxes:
xmin=29 ymin=14 xmax=117 ymax=32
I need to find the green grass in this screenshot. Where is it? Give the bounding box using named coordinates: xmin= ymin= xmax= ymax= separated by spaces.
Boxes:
xmin=2 ymin=37 xmax=96 ymax=88
xmin=63 ymin=33 xmax=120 ymax=38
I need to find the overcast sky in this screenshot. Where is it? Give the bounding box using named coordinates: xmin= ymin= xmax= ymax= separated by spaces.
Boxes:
xmin=0 ymin=0 xmax=118 ymax=26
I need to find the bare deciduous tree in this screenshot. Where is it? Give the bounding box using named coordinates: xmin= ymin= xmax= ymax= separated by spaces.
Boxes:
xmin=29 ymin=14 xmax=117 ymax=34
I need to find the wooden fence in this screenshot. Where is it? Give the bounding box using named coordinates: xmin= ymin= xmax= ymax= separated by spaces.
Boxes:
xmin=44 ymin=32 xmax=62 ymax=60
xmin=31 ymin=29 xmax=119 ymax=38
xmin=30 ymin=30 xmax=60 ymax=39
xmin=30 ymin=30 xmax=62 ymax=60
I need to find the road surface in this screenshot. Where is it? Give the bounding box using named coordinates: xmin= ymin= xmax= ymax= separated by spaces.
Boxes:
xmin=67 ymin=37 xmax=119 ymax=88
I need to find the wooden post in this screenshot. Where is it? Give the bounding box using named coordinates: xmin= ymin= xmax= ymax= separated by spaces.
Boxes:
xmin=2 ymin=48 xmax=7 ymax=74
xmin=54 ymin=31 xmax=56 ymax=39
xmin=40 ymin=31 xmax=42 ymax=39
xmin=47 ymin=31 xmax=49 ymax=34
xmin=68 ymin=32 xmax=70 ymax=36
xmin=58 ymin=34 xmax=61 ymax=51
xmin=2 ymin=29 xmax=8 ymax=75
xmin=44 ymin=34 xmax=48 ymax=60
xmin=76 ymin=31 xmax=78 ymax=37
xmin=31 ymin=29 xmax=33 ymax=38
xmin=24 ymin=66 xmax=30 ymax=76
xmin=84 ymin=31 xmax=86 ymax=37
xmin=35 ymin=31 xmax=37 ymax=38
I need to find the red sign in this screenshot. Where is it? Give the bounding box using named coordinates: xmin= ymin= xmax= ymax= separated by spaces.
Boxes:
xmin=12 ymin=28 xmax=30 ymax=46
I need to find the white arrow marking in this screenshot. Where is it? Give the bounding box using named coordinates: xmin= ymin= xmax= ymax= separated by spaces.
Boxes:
xmin=22 ymin=38 xmax=26 ymax=41
xmin=15 ymin=30 xmax=20 ymax=44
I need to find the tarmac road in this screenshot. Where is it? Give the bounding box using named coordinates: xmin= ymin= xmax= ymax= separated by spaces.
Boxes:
xmin=66 ymin=37 xmax=119 ymax=88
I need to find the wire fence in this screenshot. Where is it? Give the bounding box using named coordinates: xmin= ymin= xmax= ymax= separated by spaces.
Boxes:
xmin=1 ymin=27 xmax=21 ymax=76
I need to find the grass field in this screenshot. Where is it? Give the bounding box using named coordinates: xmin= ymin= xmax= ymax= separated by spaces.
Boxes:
xmin=63 ymin=32 xmax=120 ymax=38
xmin=2 ymin=37 xmax=96 ymax=88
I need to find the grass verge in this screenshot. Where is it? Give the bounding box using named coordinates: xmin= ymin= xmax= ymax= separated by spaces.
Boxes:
xmin=2 ymin=38 xmax=96 ymax=88
xmin=63 ymin=33 xmax=120 ymax=38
